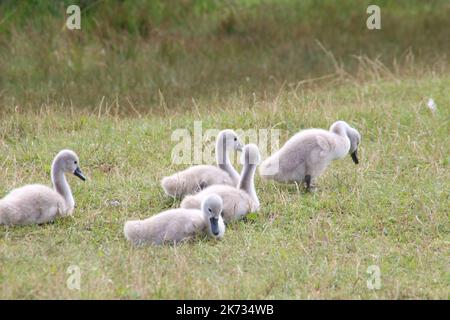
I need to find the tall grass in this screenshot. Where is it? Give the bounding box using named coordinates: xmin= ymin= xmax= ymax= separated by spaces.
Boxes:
xmin=0 ymin=0 xmax=448 ymax=113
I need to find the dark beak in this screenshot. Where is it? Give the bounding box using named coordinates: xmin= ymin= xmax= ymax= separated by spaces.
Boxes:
xmin=209 ymin=217 xmax=220 ymax=236
xmin=73 ymin=167 xmax=86 ymax=181
xmin=351 ymin=150 xmax=359 ymax=165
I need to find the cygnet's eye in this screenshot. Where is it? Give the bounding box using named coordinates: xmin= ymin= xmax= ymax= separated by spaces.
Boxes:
xmin=234 ymin=137 xmax=237 ymax=141
xmin=208 ymin=208 xmax=212 ymax=213
xmin=74 ymin=161 xmax=78 ymax=165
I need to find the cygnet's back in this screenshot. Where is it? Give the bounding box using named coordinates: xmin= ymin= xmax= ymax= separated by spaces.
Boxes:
xmin=0 ymin=184 xmax=66 ymax=225
xmin=124 ymin=209 xmax=205 ymax=246
xmin=161 ymin=165 xmax=234 ymax=198
xmin=180 ymin=184 xmax=255 ymax=223
xmin=260 ymin=128 xmax=335 ymax=182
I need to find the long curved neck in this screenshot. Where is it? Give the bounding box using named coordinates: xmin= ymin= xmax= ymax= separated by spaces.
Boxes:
xmin=51 ymin=160 xmax=74 ymax=211
xmin=329 ymin=122 xmax=351 ymax=159
xmin=330 ymin=121 xmax=349 ymax=137
xmin=216 ymin=135 xmax=240 ymax=185
xmin=238 ymin=162 xmax=259 ymax=207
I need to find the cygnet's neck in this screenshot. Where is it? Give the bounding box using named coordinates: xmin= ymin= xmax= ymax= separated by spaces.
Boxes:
xmin=329 ymin=121 xmax=351 ymax=159
xmin=51 ymin=159 xmax=74 ymax=211
xmin=330 ymin=121 xmax=351 ymax=137
xmin=216 ymin=134 xmax=240 ymax=185
xmin=238 ymin=161 xmax=259 ymax=208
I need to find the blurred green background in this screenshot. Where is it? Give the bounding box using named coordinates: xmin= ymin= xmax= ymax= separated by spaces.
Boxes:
xmin=0 ymin=0 xmax=448 ymax=112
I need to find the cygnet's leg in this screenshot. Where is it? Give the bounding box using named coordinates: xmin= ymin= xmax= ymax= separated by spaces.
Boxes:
xmin=304 ymin=175 xmax=318 ymax=192
xmin=304 ymin=160 xmax=319 ymax=192
xmin=303 ymin=161 xmax=312 ymax=191
xmin=305 ymin=174 xmax=312 ymax=190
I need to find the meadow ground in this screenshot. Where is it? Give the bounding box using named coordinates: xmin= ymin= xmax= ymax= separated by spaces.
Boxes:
xmin=0 ymin=73 xmax=448 ymax=299
xmin=0 ymin=0 xmax=449 ymax=299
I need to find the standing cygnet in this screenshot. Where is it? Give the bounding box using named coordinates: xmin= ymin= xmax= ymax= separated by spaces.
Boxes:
xmin=180 ymin=144 xmax=260 ymax=223
xmin=259 ymin=120 xmax=361 ymax=190
xmin=161 ymin=129 xmax=243 ymax=198
xmin=0 ymin=149 xmax=86 ymax=226
xmin=124 ymin=194 xmax=225 ymax=246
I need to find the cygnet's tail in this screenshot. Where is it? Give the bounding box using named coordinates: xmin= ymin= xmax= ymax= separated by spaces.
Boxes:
xmin=259 ymin=155 xmax=280 ymax=179
xmin=124 ymin=220 xmax=145 ymax=246
xmin=161 ymin=176 xmax=185 ymax=198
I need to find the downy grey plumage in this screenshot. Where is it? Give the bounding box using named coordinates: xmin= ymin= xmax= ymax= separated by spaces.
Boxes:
xmin=259 ymin=120 xmax=361 ymax=189
xmin=161 ymin=129 xmax=243 ymax=198
xmin=180 ymin=144 xmax=260 ymax=223
xmin=0 ymin=150 xmax=86 ymax=225
xmin=124 ymin=194 xmax=225 ymax=245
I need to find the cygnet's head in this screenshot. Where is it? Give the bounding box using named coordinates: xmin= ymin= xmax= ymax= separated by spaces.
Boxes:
xmin=348 ymin=127 xmax=361 ymax=164
xmin=240 ymin=143 xmax=261 ymax=166
xmin=219 ymin=129 xmax=243 ymax=152
xmin=330 ymin=121 xmax=361 ymax=165
xmin=201 ymin=194 xmax=225 ymax=239
xmin=53 ymin=149 xmax=87 ymax=181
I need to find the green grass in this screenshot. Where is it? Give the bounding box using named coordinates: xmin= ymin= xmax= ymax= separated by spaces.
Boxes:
xmin=0 ymin=74 xmax=448 ymax=299
xmin=0 ymin=0 xmax=449 ymax=299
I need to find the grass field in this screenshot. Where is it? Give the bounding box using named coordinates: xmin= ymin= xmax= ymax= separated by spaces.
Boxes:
xmin=0 ymin=0 xmax=449 ymax=299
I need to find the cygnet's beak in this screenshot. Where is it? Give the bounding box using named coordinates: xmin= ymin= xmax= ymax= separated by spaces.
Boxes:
xmin=351 ymin=150 xmax=359 ymax=165
xmin=209 ymin=217 xmax=220 ymax=236
xmin=73 ymin=167 xmax=87 ymax=181
xmin=236 ymin=142 xmax=244 ymax=152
